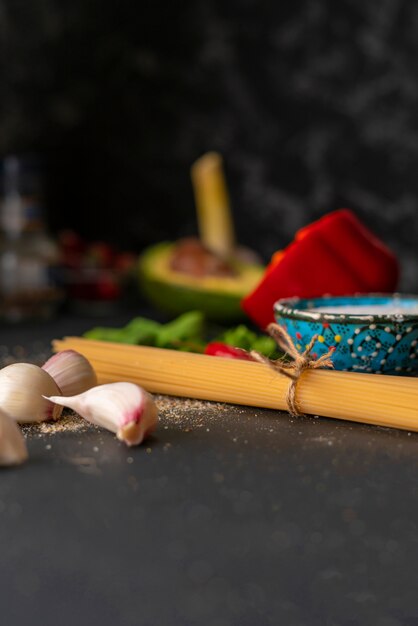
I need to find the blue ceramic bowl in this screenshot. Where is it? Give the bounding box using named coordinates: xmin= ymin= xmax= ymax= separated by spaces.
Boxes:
xmin=273 ymin=294 xmax=418 ymax=375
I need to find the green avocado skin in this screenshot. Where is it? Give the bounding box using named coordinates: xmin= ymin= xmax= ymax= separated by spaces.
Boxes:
xmin=139 ymin=243 xmax=259 ymax=321
xmin=141 ymin=276 xmax=246 ymax=321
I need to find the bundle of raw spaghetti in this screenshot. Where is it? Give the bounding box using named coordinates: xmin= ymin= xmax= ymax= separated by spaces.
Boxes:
xmin=52 ymin=337 xmax=418 ymax=432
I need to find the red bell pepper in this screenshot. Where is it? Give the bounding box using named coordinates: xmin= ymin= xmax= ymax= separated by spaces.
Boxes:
xmin=204 ymin=342 xmax=254 ymax=361
xmin=242 ymin=209 xmax=399 ymax=328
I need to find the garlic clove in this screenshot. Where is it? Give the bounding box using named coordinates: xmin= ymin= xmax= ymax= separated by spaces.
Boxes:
xmin=0 ymin=363 xmax=63 ymax=423
xmin=0 ymin=408 xmax=28 ymax=466
xmin=42 ymin=350 xmax=97 ymax=397
xmin=46 ymin=382 xmax=158 ymax=446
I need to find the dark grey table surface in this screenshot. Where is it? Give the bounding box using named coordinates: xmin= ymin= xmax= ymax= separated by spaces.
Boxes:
xmin=1 ymin=315 xmax=417 ymax=626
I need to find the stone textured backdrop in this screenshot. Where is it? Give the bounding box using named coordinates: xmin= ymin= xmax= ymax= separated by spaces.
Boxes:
xmin=0 ymin=0 xmax=417 ymax=287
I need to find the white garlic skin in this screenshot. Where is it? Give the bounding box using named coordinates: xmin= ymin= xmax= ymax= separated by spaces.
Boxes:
xmin=42 ymin=350 xmax=97 ymax=397
xmin=0 ymin=363 xmax=63 ymax=423
xmin=46 ymin=382 xmax=158 ymax=446
xmin=0 ymin=408 xmax=28 ymax=466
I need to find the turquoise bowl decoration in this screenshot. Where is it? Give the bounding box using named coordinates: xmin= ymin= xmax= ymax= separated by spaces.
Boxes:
xmin=273 ymin=294 xmax=418 ymax=375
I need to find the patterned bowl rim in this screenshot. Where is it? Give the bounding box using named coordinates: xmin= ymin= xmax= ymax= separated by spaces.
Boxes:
xmin=273 ymin=293 xmax=418 ymax=324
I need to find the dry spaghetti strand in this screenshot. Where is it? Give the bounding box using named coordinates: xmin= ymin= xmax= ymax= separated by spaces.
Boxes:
xmin=52 ymin=336 xmax=418 ymax=432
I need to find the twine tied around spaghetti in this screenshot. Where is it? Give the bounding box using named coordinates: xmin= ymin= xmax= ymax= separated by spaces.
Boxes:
xmin=250 ymin=323 xmax=335 ymax=417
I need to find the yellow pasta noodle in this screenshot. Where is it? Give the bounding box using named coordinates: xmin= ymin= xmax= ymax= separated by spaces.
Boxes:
xmin=52 ymin=337 xmax=418 ymax=432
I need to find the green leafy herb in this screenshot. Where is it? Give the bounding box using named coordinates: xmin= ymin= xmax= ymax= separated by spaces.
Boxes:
xmin=83 ymin=312 xmax=278 ymax=357
xmin=215 ymin=324 xmax=279 ymax=358
xmin=251 ymin=335 xmax=278 ymax=358
xmin=155 ymin=311 xmax=205 ymax=349
xmin=216 ymin=324 xmax=257 ymax=350
xmin=83 ymin=327 xmax=139 ymax=344
xmin=123 ymin=317 xmax=162 ymax=345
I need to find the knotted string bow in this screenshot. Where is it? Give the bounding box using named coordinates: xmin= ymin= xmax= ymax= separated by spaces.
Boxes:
xmin=250 ymin=323 xmax=335 ymax=417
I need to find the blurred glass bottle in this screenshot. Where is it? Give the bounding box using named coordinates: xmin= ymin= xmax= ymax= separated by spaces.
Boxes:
xmin=0 ymin=155 xmax=61 ymax=321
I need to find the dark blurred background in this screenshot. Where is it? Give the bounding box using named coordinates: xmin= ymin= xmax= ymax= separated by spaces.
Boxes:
xmin=1 ymin=0 xmax=417 ymax=287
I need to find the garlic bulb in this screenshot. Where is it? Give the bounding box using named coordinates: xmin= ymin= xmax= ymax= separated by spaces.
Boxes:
xmin=46 ymin=382 xmax=158 ymax=446
xmin=0 ymin=408 xmax=28 ymax=466
xmin=0 ymin=363 xmax=63 ymax=423
xmin=42 ymin=350 xmax=97 ymax=397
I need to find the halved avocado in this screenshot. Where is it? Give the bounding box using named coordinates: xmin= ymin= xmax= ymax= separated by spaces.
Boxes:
xmin=139 ymin=242 xmax=264 ymax=321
